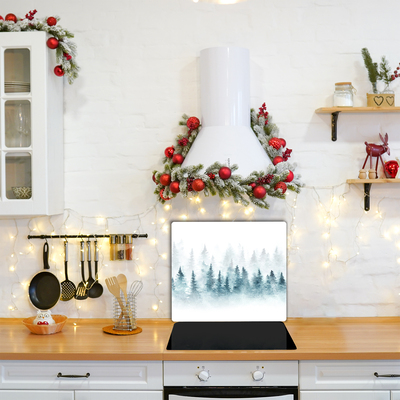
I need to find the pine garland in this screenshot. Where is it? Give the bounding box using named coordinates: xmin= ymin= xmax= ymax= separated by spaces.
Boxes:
xmin=0 ymin=11 xmax=79 ymax=84
xmin=153 ymin=104 xmax=304 ymax=210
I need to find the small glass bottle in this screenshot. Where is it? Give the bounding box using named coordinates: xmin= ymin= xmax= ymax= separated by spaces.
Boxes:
xmin=117 ymin=234 xmax=125 ymax=260
xmin=125 ymin=235 xmax=133 ymax=260
xmin=109 ymin=234 xmax=117 ymax=261
xmin=333 ymin=82 xmax=355 ymax=107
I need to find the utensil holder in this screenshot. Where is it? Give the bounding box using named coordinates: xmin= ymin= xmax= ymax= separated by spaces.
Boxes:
xmin=113 ymin=293 xmax=137 ymax=331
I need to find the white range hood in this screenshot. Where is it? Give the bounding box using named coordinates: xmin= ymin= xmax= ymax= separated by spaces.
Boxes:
xmin=181 ymin=46 xmax=272 ymax=176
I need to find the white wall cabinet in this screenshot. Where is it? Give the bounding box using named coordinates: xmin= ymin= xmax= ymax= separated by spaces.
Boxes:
xmin=0 ymin=31 xmax=63 ymax=216
xmin=300 ymin=360 xmax=400 ymax=400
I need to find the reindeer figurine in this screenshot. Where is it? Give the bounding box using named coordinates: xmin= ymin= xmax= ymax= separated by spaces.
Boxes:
xmin=362 ymin=133 xmax=390 ymax=179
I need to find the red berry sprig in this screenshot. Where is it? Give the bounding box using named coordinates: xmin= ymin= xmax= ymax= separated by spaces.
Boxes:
xmin=187 ymin=177 xmax=194 ymax=192
xmin=391 ymin=64 xmax=400 ymax=81
xmin=282 ymin=148 xmax=292 ymax=161
xmin=256 ymin=174 xmax=274 ymax=185
xmin=258 ymin=102 xmax=269 ymax=125
xmin=178 ymin=138 xmax=189 ymax=146
xmin=24 ymin=9 xmax=37 ymax=21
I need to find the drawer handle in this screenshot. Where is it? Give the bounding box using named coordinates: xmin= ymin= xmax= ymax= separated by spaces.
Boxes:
xmin=57 ymin=373 xmax=90 ymax=379
xmin=374 ymin=372 xmax=400 ymax=378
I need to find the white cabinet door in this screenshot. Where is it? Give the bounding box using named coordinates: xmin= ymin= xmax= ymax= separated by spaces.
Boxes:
xmin=300 ymin=391 xmax=390 ymax=400
xmin=391 ymin=391 xmax=400 ymax=400
xmin=76 ymin=390 xmax=163 ymax=400
xmin=0 ymin=31 xmax=63 ymax=215
xmin=0 ymin=391 xmax=73 ymax=400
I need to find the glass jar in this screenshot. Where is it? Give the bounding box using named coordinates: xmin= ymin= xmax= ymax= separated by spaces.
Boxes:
xmin=109 ymin=234 xmax=117 ymax=261
xmin=117 ymin=234 xmax=125 ymax=260
xmin=125 ymin=235 xmax=133 ymax=260
xmin=333 ymin=82 xmax=355 ymax=107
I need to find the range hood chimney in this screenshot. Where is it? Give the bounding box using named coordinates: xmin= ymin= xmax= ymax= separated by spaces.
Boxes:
xmin=182 ymin=47 xmax=272 ymax=176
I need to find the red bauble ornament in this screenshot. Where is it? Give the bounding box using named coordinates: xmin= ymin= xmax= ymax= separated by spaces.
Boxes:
xmin=285 ymin=170 xmax=294 ymax=182
xmin=54 ymin=65 xmax=64 ymax=77
xmin=152 ymin=174 xmax=158 ymax=184
xmin=47 ymin=16 xmax=57 ymax=26
xmin=385 ymin=160 xmax=399 ymax=178
xmin=0 ymin=16 xmax=4 ymax=21
xmin=249 ymin=182 xmax=256 ymax=188
xmin=160 ymin=189 xmax=171 ymax=201
xmin=169 ymin=181 xmax=181 ymax=193
xmin=164 ymin=146 xmax=175 ymax=158
xmin=46 ymin=37 xmax=59 ymax=49
xmin=63 ymin=52 xmax=72 ymax=61
xmin=280 ymin=138 xmax=286 ymax=148
xmin=273 ymin=156 xmax=283 ymax=165
xmin=187 ymin=116 xmax=200 ymax=131
xmin=5 ymin=13 xmax=17 ymax=23
xmin=274 ymin=182 xmax=287 ymax=194
xmin=268 ymin=137 xmax=282 ymax=150
xmin=159 ymin=174 xmax=171 ymax=186
xmin=172 ymin=154 xmax=184 ymax=164
xmin=253 ymin=186 xmax=267 ymax=199
xmin=219 ymin=167 xmax=232 ymax=180
xmin=192 ymin=179 xmax=205 ymax=192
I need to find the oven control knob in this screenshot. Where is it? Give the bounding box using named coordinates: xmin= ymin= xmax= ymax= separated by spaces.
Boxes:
xmin=252 ymin=370 xmax=264 ymax=381
xmin=197 ymin=370 xmax=211 ymax=381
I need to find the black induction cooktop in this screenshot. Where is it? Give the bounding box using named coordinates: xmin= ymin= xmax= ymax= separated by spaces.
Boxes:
xmin=166 ymin=321 xmax=296 ymax=350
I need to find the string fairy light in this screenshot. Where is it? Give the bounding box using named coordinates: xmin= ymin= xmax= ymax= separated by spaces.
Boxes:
xmin=5 ymin=178 xmax=400 ymax=317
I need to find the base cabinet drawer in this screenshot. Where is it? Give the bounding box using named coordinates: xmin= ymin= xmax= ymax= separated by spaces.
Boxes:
xmin=0 ymin=391 xmax=74 ymax=400
xmin=300 ymin=391 xmax=390 ymax=400
xmin=76 ymin=390 xmax=163 ymax=400
xmin=300 ymin=361 xmax=400 ymax=390
xmin=0 ymin=361 xmax=163 ymax=390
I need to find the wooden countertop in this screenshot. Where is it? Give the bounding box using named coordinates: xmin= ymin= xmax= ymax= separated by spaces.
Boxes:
xmin=1 ymin=317 xmax=400 ymax=361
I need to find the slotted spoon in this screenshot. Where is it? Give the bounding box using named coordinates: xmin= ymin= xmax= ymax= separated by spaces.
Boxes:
xmin=60 ymin=241 xmax=76 ymax=301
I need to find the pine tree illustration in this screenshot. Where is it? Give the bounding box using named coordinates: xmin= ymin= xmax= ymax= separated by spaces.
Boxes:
xmin=233 ymin=265 xmax=242 ymax=293
xmin=206 ymin=264 xmax=215 ymax=292
xmin=224 ymin=276 xmax=231 ymax=295
xmin=189 ymin=270 xmax=201 ymax=301
xmin=278 ymin=272 xmax=286 ymax=293
xmin=216 ymin=270 xmax=224 ymax=297
xmin=241 ymin=267 xmax=250 ymax=294
xmin=252 ymin=268 xmax=263 ymax=295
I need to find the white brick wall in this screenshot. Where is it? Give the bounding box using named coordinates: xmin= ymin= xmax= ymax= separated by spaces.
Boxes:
xmin=1 ymin=0 xmax=400 ymax=319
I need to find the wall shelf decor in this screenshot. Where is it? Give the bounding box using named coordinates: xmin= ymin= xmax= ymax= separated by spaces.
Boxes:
xmin=346 ymin=178 xmax=400 ymax=211
xmin=0 ymin=32 xmax=63 ymax=216
xmin=315 ymin=107 xmax=400 ymax=141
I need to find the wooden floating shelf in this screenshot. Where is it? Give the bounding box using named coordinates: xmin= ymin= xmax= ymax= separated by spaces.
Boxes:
xmin=346 ymin=178 xmax=400 ymax=211
xmin=315 ymin=107 xmax=400 ymax=141
xmin=347 ymin=178 xmax=400 ymax=184
xmin=316 ymin=107 xmax=400 ymax=113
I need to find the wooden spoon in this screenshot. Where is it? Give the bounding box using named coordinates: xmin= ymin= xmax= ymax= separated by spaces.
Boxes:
xmin=117 ymin=274 xmax=128 ymax=302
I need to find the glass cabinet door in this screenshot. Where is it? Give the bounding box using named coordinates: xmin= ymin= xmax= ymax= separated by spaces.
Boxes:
xmin=1 ymin=46 xmax=32 ymax=202
xmin=0 ymin=32 xmax=63 ymax=215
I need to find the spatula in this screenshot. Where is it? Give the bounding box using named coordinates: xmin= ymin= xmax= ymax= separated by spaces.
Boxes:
xmin=105 ymin=276 xmax=130 ymax=327
xmin=60 ymin=241 xmax=76 ymax=301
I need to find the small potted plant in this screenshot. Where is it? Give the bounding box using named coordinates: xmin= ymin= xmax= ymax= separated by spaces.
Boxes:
xmin=361 ymin=48 xmax=398 ymax=107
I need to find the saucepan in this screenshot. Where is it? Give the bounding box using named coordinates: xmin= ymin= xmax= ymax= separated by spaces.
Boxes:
xmin=28 ymin=242 xmax=61 ymax=310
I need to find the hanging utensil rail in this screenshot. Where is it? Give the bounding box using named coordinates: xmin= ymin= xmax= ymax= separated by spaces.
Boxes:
xmin=27 ymin=233 xmax=148 ymax=240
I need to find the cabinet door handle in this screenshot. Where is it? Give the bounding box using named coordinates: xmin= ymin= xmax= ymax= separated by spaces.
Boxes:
xmin=57 ymin=372 xmax=90 ymax=378
xmin=374 ymin=372 xmax=400 ymax=378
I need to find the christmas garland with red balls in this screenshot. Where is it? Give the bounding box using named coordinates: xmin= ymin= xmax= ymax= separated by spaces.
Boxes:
xmin=152 ymin=103 xmax=303 ymax=209
xmin=0 ymin=10 xmax=78 ymax=84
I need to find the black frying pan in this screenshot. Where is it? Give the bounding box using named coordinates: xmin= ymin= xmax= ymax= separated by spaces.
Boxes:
xmin=28 ymin=242 xmax=61 ymax=310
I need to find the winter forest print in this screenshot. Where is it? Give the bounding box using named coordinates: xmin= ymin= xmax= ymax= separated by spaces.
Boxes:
xmin=171 ymin=221 xmax=287 ymax=322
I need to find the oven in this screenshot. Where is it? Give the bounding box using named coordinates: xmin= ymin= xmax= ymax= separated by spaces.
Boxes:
xmin=164 ymin=361 xmax=298 ymax=400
